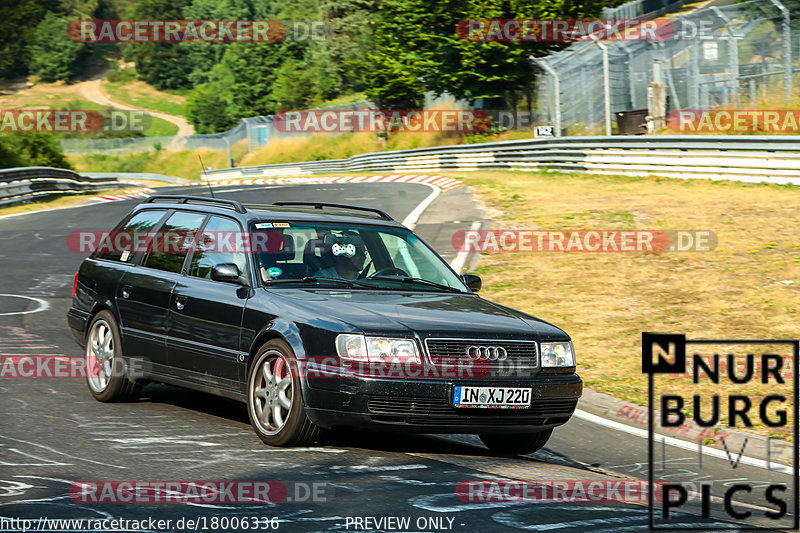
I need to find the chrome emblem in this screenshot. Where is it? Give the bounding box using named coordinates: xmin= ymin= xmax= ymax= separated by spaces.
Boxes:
xmin=466 ymin=345 xmax=508 ymax=361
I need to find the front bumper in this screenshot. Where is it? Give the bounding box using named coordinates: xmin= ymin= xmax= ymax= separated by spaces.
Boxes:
xmin=303 ymin=372 xmax=582 ymax=433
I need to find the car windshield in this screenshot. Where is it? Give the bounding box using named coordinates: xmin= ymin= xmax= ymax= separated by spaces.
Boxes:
xmin=250 ymin=222 xmax=469 ymax=293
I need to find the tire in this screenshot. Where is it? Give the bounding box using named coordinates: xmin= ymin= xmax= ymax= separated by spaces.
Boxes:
xmin=479 ymin=428 xmax=553 ymax=456
xmin=85 ymin=310 xmax=141 ymax=402
xmin=246 ymin=339 xmax=320 ymax=447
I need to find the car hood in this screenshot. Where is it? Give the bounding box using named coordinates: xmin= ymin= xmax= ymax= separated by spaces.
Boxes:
xmin=268 ymin=289 xmax=568 ymax=340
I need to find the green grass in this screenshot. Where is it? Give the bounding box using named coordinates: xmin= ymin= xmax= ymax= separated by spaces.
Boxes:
xmin=102 ymin=80 xmax=187 ymax=118
xmin=69 ymin=146 xmax=238 ymax=178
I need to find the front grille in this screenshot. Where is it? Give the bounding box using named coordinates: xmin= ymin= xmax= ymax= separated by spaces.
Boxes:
xmin=425 ymin=338 xmax=538 ymax=369
xmin=367 ymin=396 xmax=577 ymax=420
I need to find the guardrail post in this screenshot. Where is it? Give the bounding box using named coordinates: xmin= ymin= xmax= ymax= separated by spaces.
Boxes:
xmin=768 ymin=0 xmax=792 ymax=98
xmin=532 ymin=57 xmax=562 ymax=136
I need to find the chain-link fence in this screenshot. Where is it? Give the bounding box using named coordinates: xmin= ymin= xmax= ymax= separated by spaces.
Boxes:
xmin=535 ymin=0 xmax=797 ymax=135
xmin=60 ymin=101 xmax=372 ymax=155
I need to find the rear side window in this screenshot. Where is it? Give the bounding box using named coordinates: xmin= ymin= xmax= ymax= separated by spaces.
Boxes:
xmin=94 ymin=210 xmax=166 ymax=262
xmin=140 ymin=211 xmax=206 ymax=274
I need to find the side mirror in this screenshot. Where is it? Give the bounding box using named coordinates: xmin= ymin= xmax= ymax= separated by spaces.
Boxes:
xmin=211 ymin=263 xmax=248 ymax=287
xmin=460 ymin=273 xmax=482 ymax=292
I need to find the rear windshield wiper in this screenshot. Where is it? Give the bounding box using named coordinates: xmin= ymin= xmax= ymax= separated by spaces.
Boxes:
xmin=368 ymin=276 xmax=465 ymax=293
xmin=265 ymin=276 xmax=374 ymax=289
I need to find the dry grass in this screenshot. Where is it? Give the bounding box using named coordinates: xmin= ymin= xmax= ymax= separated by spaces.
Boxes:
xmin=452 ymin=170 xmax=798 ymax=437
xmin=0 ymin=81 xmax=87 ymax=109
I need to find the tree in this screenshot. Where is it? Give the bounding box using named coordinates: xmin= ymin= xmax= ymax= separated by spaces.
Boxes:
xmin=29 ymin=12 xmax=89 ymax=81
xmin=0 ymin=0 xmax=61 ymax=78
xmin=124 ymin=0 xmax=193 ymax=89
xmin=363 ymin=0 xmax=624 ymax=110
xmin=185 ymin=82 xmax=238 ymax=133
xmin=269 ymin=58 xmax=316 ymax=110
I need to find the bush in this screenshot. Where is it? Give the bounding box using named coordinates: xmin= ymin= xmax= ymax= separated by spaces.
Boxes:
xmin=0 ymin=133 xmax=72 ymax=169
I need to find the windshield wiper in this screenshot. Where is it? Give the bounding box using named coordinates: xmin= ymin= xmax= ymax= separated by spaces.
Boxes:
xmin=266 ymin=276 xmax=374 ymax=289
xmin=367 ymin=276 xmax=465 ymax=293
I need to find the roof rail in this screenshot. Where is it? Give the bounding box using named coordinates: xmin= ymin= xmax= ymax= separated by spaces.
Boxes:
xmin=142 ymin=195 xmax=247 ymax=214
xmin=270 ymin=201 xmax=394 ymax=221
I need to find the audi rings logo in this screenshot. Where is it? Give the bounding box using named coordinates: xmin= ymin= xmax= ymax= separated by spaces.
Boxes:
xmin=466 ymin=345 xmax=508 ymax=361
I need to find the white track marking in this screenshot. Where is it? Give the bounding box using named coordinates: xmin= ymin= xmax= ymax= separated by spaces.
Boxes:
xmin=573 ymin=409 xmax=797 ymax=476
xmin=402 ymin=183 xmax=440 ymax=229
xmin=0 ymin=294 xmax=49 ymax=316
xmin=449 ymin=220 xmax=481 ymax=273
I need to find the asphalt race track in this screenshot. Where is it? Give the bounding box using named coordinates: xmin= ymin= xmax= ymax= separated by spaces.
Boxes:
xmin=0 ymin=182 xmax=795 ymax=532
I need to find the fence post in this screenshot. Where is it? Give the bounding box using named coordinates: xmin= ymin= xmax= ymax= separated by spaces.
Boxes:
xmin=657 ymin=42 xmax=681 ymax=110
xmin=689 ymin=40 xmax=700 ymax=108
xmin=711 ymin=7 xmax=740 ymax=105
xmin=768 ymin=0 xmax=792 ymax=98
xmin=597 ymin=41 xmax=612 ymax=136
xmin=532 ymin=57 xmax=562 ymax=136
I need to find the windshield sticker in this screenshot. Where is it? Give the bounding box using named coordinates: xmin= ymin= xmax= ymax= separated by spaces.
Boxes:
xmin=266 ymin=267 xmax=283 ymax=278
xmin=255 ymin=222 xmax=273 ymax=229
xmin=272 ymin=222 xmax=290 ymax=228
xmin=120 ymin=251 xmax=130 ymax=262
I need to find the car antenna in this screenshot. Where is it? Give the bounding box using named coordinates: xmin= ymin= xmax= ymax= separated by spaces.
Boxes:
xmin=198 ymin=155 xmax=216 ymax=198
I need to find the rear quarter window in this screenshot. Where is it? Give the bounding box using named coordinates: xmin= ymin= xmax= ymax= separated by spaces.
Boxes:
xmin=93 ymin=210 xmax=167 ymax=262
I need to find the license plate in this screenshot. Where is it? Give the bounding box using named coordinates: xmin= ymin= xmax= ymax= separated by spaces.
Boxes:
xmin=452 ymin=386 xmax=531 ymax=409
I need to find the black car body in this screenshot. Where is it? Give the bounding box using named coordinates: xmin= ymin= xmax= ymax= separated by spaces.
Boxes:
xmin=68 ymin=196 xmax=582 ymax=453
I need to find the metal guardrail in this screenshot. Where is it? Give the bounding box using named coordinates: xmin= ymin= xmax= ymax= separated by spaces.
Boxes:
xmin=0 ymin=167 xmax=124 ymax=207
xmin=204 ymin=135 xmax=800 ymax=185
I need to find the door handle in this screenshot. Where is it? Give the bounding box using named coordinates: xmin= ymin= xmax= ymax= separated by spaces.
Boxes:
xmin=121 ymin=285 xmax=132 ymax=299
xmin=175 ymin=296 xmax=187 ymax=311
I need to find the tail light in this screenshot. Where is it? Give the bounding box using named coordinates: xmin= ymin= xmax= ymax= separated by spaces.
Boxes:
xmin=72 ymin=272 xmax=79 ymax=297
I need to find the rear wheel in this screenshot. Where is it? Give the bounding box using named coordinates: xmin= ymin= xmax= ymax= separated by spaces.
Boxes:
xmin=85 ymin=310 xmax=141 ymax=402
xmin=246 ymin=340 xmax=320 ymax=446
xmin=479 ymin=428 xmax=553 ymax=455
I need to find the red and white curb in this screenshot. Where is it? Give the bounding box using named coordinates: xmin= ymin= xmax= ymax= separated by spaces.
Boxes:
xmin=178 ymin=175 xmax=464 ymax=193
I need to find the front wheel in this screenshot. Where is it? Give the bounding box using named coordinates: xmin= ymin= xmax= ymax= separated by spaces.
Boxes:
xmin=246 ymin=340 xmax=320 ymax=446
xmin=479 ymin=428 xmax=553 ymax=455
xmin=85 ymin=310 xmax=141 ymax=402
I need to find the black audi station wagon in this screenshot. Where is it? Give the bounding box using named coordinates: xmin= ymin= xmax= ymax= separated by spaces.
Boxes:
xmin=68 ymin=196 xmax=582 ymax=455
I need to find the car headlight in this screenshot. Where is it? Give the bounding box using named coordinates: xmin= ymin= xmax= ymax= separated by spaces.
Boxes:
xmin=540 ymin=341 xmax=575 ymax=367
xmin=336 ymin=334 xmax=421 ymax=364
